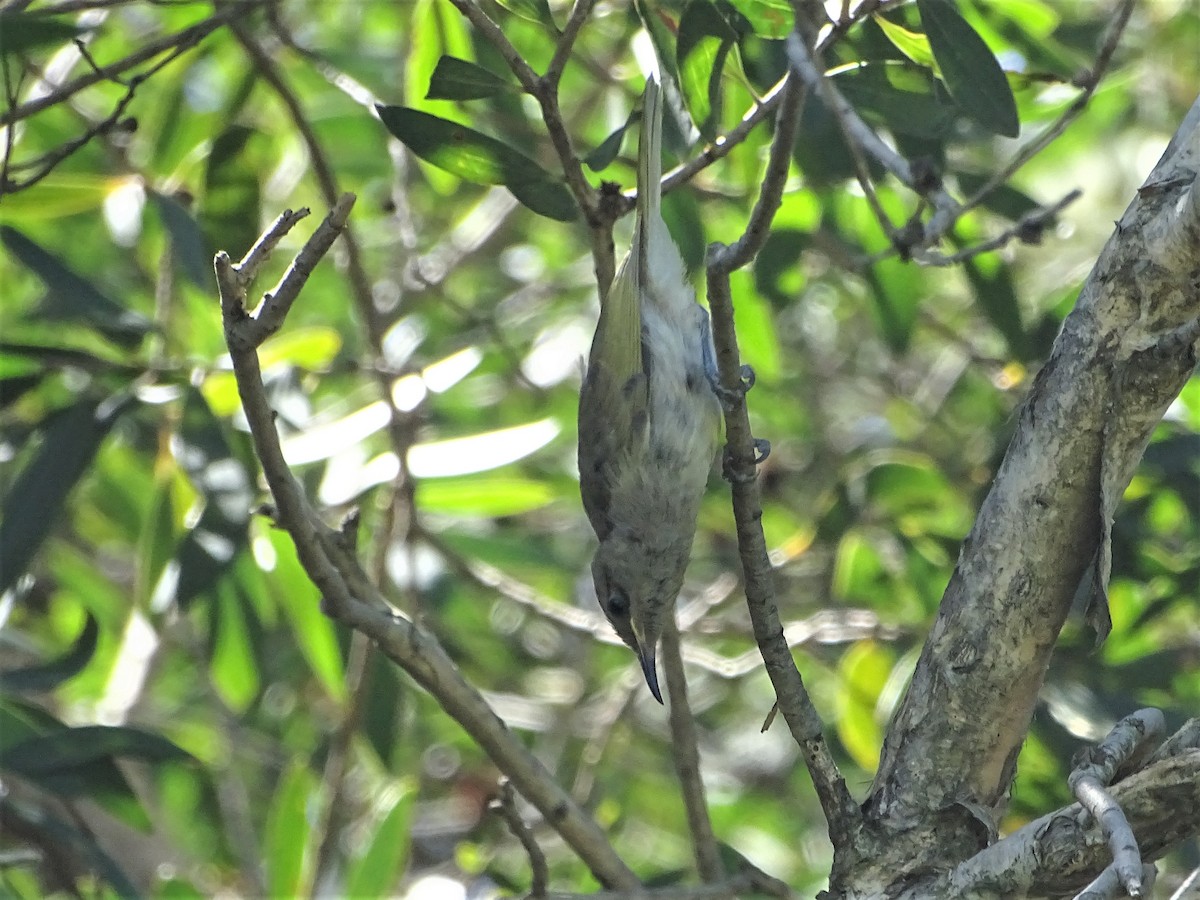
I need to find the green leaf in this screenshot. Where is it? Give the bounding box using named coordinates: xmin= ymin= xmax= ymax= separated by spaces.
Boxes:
xmin=0 ymin=11 xmax=87 ymax=57
xmin=959 ymin=247 xmax=1029 ymax=360
xmin=426 ymin=55 xmax=516 ymax=100
xmin=376 ymin=105 xmax=577 ymax=221
xmin=199 ymin=125 xmax=264 ymax=260
xmin=493 ymin=0 xmax=556 ymax=29
xmin=0 ymin=173 xmax=112 ymax=220
xmin=344 ymin=786 xmax=415 ymax=898
xmin=0 ymin=395 xmax=132 ymax=597
xmin=0 ymin=227 xmax=152 ymax=347
xmin=257 ymin=326 xmax=343 ymax=371
xmin=676 ymin=0 xmax=738 ymax=139
xmin=725 ymin=0 xmax=793 ymax=39
xmin=265 ymin=761 xmax=315 ymax=899
xmin=833 ymin=61 xmax=957 ymax=137
xmin=264 ymin=530 xmax=346 ymax=702
xmin=209 ymin=582 xmax=260 ymax=712
xmin=873 ymin=14 xmax=937 ymax=69
xmin=916 ymin=0 xmax=1019 ymax=137
xmin=420 ymin=476 xmax=556 ymax=516
xmin=150 ymin=190 xmax=212 ymax=289
xmin=955 ymin=172 xmax=1043 ymax=222
xmin=165 ymin=388 xmax=253 ymax=609
xmin=584 ymin=110 xmax=636 ymax=172
xmin=0 ymin=614 xmax=99 ymax=693
xmin=2 ymin=725 xmax=192 ymax=776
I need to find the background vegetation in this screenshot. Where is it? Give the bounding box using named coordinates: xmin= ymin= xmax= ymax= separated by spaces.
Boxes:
xmin=0 ymin=0 xmax=1197 ymax=896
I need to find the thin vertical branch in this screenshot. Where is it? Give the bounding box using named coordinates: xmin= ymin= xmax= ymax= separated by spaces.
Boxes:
xmin=706 ymin=17 xmax=862 ymax=866
xmin=660 ymin=617 xmax=724 ymax=883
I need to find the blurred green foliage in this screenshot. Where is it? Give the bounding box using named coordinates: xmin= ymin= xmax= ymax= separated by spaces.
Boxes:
xmin=0 ymin=0 xmax=1197 ymax=896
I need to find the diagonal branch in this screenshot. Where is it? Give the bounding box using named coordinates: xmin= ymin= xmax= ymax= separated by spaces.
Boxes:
xmin=217 ymin=195 xmax=641 ymax=892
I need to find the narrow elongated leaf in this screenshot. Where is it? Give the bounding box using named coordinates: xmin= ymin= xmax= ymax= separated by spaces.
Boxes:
xmin=0 ymin=798 xmax=141 ymax=898
xmin=344 ymin=787 xmax=415 ymax=898
xmin=0 ymin=395 xmax=132 ymax=597
xmin=426 ymin=55 xmax=515 ymax=100
xmin=166 ymin=387 xmax=253 ymax=609
xmin=376 ymin=106 xmax=576 ymax=221
xmin=0 ymin=11 xmax=86 ymax=56
xmin=199 ymin=126 xmax=263 ymax=260
xmin=3 ymin=725 xmax=192 ymax=775
xmin=0 ymin=227 xmax=152 ymax=347
xmin=0 ymin=614 xmax=99 ymax=693
xmin=917 ymin=0 xmax=1019 ymax=137
xmin=584 ymin=110 xmax=637 ymax=172
xmin=955 ymin=172 xmax=1043 ymax=221
xmin=676 ymin=0 xmax=738 ymax=139
xmin=265 ymin=761 xmax=315 ymax=899
xmin=960 ymin=248 xmax=1029 ymax=360
xmin=151 ymin=190 xmax=212 ymax=289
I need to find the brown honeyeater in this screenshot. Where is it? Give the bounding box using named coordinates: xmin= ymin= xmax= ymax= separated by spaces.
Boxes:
xmin=578 ymin=75 xmax=724 ymax=703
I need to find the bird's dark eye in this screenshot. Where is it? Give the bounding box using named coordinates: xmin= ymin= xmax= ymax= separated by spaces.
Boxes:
xmin=607 ymin=589 xmax=630 ymax=619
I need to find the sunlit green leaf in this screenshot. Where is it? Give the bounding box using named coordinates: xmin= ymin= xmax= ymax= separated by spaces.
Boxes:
xmin=420 ymin=476 xmax=556 ymax=516
xmin=265 ymin=761 xmax=315 ymax=899
xmin=210 ymin=582 xmax=260 ymax=712
xmin=344 ymin=785 xmax=415 ymax=898
xmin=676 ymin=0 xmax=738 ymax=139
xmin=873 ymin=14 xmax=937 ymax=69
xmin=0 ymin=174 xmax=112 ymax=220
xmin=725 ymin=0 xmax=792 ymax=39
xmin=264 ymin=529 xmax=346 ymax=702
xmin=258 ymin=326 xmax=343 ymax=371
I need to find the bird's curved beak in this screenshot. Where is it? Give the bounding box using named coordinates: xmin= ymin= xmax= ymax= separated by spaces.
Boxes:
xmin=636 ymin=642 xmax=662 ymax=704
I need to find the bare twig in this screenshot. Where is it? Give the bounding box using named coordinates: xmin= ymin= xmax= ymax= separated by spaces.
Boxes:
xmin=0 ymin=13 xmax=233 ymax=127
xmin=1067 ymin=710 xmax=1166 ymax=898
xmin=217 ymin=198 xmax=640 ymax=891
xmin=545 ymin=0 xmax=598 ymax=86
xmin=660 ymin=617 xmax=723 ymax=883
xmin=709 ymin=77 xmax=806 ymax=270
xmin=1169 ymin=866 xmax=1200 ymax=900
xmin=923 ymin=189 xmax=1083 ymax=267
xmin=947 ymin=750 xmax=1200 ymax=898
xmin=704 ymin=17 xmax=860 ymax=865
xmin=490 ymin=779 xmax=550 ymax=898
